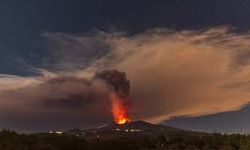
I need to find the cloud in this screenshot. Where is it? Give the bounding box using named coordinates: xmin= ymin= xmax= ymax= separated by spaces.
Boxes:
xmin=0 ymin=70 xmax=129 ymax=132
xmin=42 ymin=32 xmax=111 ymax=71
xmin=1 ymin=26 xmax=250 ymax=131
xmin=77 ymin=26 xmax=250 ymax=123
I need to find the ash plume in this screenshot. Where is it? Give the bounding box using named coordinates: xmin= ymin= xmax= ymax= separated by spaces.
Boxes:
xmin=0 ymin=69 xmax=130 ymax=132
xmin=2 ymin=26 xmax=250 ymax=131
xmin=93 ymin=69 xmax=130 ymax=97
xmin=44 ymin=26 xmax=250 ymax=124
xmin=93 ymin=69 xmax=131 ymax=124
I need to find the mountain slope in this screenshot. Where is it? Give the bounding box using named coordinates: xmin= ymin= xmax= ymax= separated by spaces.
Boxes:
xmin=163 ymin=104 xmax=250 ymax=133
xmin=65 ymin=120 xmax=199 ymax=139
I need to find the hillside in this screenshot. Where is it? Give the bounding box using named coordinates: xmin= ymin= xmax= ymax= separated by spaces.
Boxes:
xmin=164 ymin=104 xmax=250 ymax=133
xmin=66 ymin=120 xmax=197 ymax=139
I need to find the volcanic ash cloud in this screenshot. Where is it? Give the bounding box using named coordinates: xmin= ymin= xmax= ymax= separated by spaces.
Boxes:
xmin=0 ymin=69 xmax=131 ymax=131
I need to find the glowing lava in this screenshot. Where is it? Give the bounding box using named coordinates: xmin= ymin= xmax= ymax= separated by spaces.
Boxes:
xmin=111 ymin=94 xmax=130 ymax=124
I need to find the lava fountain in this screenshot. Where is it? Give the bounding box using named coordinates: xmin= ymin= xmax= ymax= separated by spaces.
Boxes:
xmin=111 ymin=94 xmax=131 ymax=124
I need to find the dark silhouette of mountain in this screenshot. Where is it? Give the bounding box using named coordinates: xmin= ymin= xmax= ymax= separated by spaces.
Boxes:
xmin=163 ymin=103 xmax=250 ymax=133
xmin=65 ymin=120 xmax=197 ymax=139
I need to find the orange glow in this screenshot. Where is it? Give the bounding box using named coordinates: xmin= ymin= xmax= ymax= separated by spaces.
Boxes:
xmin=111 ymin=94 xmax=130 ymax=124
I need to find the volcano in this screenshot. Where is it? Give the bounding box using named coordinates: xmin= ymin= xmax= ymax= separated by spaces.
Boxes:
xmin=65 ymin=120 xmax=195 ymax=139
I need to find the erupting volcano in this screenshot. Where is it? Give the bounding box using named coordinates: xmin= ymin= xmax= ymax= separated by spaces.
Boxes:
xmin=94 ymin=69 xmax=131 ymax=125
xmin=111 ymin=94 xmax=131 ymax=124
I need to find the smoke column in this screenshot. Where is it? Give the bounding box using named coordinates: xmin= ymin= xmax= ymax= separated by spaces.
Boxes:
xmin=94 ymin=70 xmax=131 ymax=124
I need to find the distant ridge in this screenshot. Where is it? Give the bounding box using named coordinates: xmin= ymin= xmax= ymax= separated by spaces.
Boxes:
xmin=164 ymin=104 xmax=250 ymax=133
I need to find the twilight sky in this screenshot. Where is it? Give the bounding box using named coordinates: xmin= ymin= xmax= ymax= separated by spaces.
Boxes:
xmin=1 ymin=0 xmax=250 ymax=132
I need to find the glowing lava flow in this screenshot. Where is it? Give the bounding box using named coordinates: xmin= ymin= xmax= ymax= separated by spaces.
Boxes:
xmin=111 ymin=94 xmax=130 ymax=124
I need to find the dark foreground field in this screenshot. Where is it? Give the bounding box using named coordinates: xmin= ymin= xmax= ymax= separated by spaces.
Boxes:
xmin=1 ymin=121 xmax=250 ymax=150
xmin=1 ymin=130 xmax=250 ymax=150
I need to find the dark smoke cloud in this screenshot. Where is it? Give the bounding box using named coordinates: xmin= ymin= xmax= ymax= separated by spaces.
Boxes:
xmin=94 ymin=69 xmax=130 ymax=97
xmin=0 ymin=70 xmax=129 ymax=132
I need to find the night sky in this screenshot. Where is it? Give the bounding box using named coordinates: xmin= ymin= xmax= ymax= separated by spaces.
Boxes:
xmin=1 ymin=0 xmax=250 ymax=132
xmin=2 ymin=0 xmax=250 ymax=75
